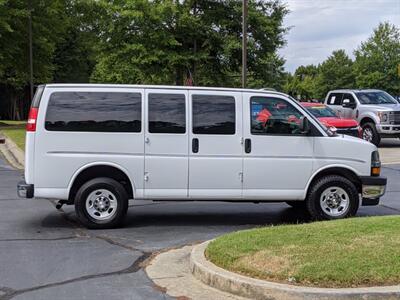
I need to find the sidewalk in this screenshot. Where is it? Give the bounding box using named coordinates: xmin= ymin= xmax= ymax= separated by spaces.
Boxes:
xmin=0 ymin=133 xmax=24 ymax=169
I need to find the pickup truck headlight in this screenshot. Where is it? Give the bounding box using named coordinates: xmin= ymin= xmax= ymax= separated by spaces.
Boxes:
xmin=371 ymin=150 xmax=381 ymax=176
xmin=376 ymin=112 xmax=388 ymax=123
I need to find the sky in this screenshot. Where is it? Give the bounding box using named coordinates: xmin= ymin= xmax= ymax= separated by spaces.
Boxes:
xmin=280 ymin=0 xmax=400 ymax=73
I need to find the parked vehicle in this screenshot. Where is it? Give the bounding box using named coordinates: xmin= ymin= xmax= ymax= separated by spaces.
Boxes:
xmin=300 ymin=103 xmax=362 ymax=138
xmin=324 ymin=89 xmax=400 ymax=146
xmin=18 ymin=84 xmax=386 ymax=228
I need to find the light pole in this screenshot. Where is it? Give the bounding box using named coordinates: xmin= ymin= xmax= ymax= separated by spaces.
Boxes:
xmin=242 ymin=0 xmax=248 ymax=88
xmin=28 ymin=0 xmax=34 ymax=100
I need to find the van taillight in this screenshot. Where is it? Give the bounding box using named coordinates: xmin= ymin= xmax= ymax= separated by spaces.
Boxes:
xmin=26 ymin=107 xmax=38 ymax=132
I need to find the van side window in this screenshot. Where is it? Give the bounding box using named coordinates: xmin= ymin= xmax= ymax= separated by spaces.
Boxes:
xmin=328 ymin=93 xmax=343 ymax=105
xmin=251 ymin=97 xmax=304 ymax=135
xmin=192 ymin=95 xmax=235 ymax=135
xmin=45 ymin=92 xmax=142 ymax=132
xmin=148 ymin=94 xmax=186 ymax=134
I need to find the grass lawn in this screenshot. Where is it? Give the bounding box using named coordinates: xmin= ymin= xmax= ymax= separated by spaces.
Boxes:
xmin=0 ymin=121 xmax=26 ymax=150
xmin=206 ymin=216 xmax=400 ymax=288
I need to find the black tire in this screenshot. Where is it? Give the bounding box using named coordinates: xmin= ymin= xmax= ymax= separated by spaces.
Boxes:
xmin=285 ymin=201 xmax=306 ymax=209
xmin=74 ymin=177 xmax=128 ymax=229
xmin=306 ymin=175 xmax=359 ymax=221
xmin=362 ymin=122 xmax=380 ymax=146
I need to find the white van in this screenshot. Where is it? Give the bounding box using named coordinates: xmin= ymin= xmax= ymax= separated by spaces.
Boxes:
xmin=18 ymin=84 xmax=387 ymax=228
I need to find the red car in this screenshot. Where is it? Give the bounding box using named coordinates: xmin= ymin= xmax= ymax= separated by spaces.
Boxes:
xmin=301 ymin=102 xmax=362 ymax=138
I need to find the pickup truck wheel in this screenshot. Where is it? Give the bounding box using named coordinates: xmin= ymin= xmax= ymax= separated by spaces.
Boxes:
xmin=306 ymin=175 xmax=359 ymax=220
xmin=362 ymin=122 xmax=380 ymax=146
xmin=74 ymin=177 xmax=128 ymax=229
xmin=285 ymin=201 xmax=306 ymax=209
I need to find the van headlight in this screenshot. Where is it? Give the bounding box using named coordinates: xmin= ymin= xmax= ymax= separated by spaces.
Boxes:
xmin=371 ymin=150 xmax=381 ymax=176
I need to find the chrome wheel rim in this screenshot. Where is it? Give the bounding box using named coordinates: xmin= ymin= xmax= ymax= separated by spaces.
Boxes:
xmin=320 ymin=186 xmax=350 ymax=217
xmin=85 ymin=189 xmax=117 ymax=221
xmin=362 ymin=127 xmax=373 ymax=142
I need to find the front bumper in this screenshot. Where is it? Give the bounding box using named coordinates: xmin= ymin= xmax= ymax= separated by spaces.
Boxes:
xmin=336 ymin=127 xmax=359 ymax=138
xmin=17 ymin=181 xmax=34 ymax=198
xmin=376 ymin=124 xmax=400 ymax=135
xmin=359 ymin=176 xmax=387 ymax=205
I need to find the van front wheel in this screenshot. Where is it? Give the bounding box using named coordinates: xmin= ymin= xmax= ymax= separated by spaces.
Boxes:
xmin=306 ymin=175 xmax=359 ymax=220
xmin=75 ymin=177 xmax=128 ymax=229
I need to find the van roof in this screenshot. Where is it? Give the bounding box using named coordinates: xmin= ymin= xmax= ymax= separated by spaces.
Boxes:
xmin=43 ymin=83 xmax=288 ymax=97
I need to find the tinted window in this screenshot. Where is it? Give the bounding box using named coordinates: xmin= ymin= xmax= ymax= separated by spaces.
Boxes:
xmin=343 ymin=93 xmax=356 ymax=104
xmin=192 ymin=95 xmax=235 ymax=135
xmin=327 ymin=93 xmax=343 ymax=105
xmin=45 ymin=92 xmax=141 ymax=132
xmin=251 ymin=97 xmax=304 ymax=135
xmin=148 ymin=94 xmax=186 ymax=134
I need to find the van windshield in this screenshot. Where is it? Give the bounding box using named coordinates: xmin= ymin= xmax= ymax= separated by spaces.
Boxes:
xmin=356 ymin=91 xmax=397 ymax=105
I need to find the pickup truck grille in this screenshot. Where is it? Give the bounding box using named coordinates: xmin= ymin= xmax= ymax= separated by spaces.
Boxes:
xmin=389 ymin=112 xmax=400 ymax=125
xmin=336 ymin=127 xmax=359 ymax=138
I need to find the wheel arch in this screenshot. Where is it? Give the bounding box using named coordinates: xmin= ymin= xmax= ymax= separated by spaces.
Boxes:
xmin=67 ymin=162 xmax=135 ymax=203
xmin=305 ymin=165 xmax=362 ymax=199
xmin=360 ymin=116 xmax=376 ymax=126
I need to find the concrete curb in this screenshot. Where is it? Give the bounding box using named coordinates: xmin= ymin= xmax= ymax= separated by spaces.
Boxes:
xmin=0 ymin=134 xmax=24 ymax=169
xmin=190 ymin=241 xmax=400 ymax=300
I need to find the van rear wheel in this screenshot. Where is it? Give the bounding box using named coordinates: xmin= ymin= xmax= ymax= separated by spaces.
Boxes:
xmin=74 ymin=177 xmax=128 ymax=229
xmin=306 ymin=175 xmax=359 ymax=220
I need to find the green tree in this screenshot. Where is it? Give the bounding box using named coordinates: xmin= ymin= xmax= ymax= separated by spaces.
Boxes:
xmin=284 ymin=64 xmax=319 ymax=99
xmin=52 ymin=1 xmax=99 ymax=83
xmin=0 ymin=0 xmax=67 ymax=119
xmin=315 ymin=49 xmax=355 ymax=98
xmin=91 ymin=0 xmax=289 ymax=88
xmin=353 ymin=22 xmax=400 ymax=95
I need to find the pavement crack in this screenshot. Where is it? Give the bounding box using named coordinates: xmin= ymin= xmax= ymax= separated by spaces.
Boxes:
xmin=96 ymin=234 xmax=145 ymax=253
xmin=0 ymin=251 xmax=153 ymax=300
xmin=380 ymin=204 xmax=400 ymax=213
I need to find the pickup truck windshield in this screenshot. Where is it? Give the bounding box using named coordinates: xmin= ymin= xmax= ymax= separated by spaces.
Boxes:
xmin=356 ymin=91 xmax=397 ymax=105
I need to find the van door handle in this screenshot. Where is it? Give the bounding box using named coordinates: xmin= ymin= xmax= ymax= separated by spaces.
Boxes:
xmin=192 ymin=138 xmax=199 ymax=153
xmin=245 ymin=138 xmax=251 ymax=153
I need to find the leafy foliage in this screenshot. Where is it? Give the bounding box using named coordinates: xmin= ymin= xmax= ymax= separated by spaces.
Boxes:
xmin=90 ymin=0 xmax=289 ymax=88
xmin=354 ymin=22 xmax=400 ymax=95
xmin=284 ymin=22 xmax=400 ymax=101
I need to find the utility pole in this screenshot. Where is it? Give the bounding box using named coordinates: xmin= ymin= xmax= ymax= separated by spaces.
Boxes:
xmin=28 ymin=0 xmax=34 ymax=100
xmin=242 ymin=0 xmax=248 ymax=88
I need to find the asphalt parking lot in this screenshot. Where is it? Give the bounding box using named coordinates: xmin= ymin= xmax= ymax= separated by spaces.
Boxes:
xmin=0 ymin=141 xmax=399 ymax=300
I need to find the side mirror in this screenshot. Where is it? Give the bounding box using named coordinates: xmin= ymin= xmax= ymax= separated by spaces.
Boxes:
xmin=299 ymin=116 xmax=310 ymax=134
xmin=342 ymin=99 xmax=356 ymax=109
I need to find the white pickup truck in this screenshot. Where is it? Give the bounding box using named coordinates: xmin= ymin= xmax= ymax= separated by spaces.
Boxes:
xmin=325 ymin=89 xmax=400 ymax=146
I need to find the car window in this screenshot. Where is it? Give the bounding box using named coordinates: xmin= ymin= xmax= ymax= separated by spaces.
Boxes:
xmin=192 ymin=95 xmax=235 ymax=135
xmin=305 ymin=105 xmax=337 ymax=118
xmin=327 ymin=93 xmax=343 ymax=105
xmin=148 ymin=93 xmax=186 ymax=134
xmin=45 ymin=92 xmax=142 ymax=132
xmin=251 ymin=97 xmax=305 ymax=135
xmin=342 ymin=93 xmax=356 ymax=104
